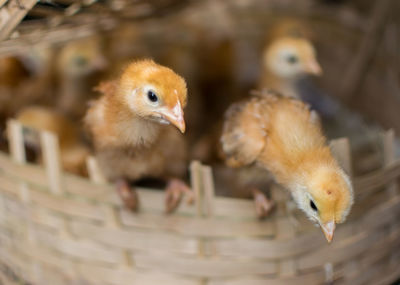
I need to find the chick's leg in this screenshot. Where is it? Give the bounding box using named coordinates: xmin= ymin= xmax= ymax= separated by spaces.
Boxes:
xmin=116 ymin=179 xmax=139 ymax=212
xmin=165 ymin=178 xmax=194 ymax=214
xmin=251 ymin=188 xmax=275 ymax=219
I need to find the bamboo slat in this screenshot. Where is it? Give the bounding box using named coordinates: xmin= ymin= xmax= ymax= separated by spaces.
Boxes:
xmin=77 ymin=263 xmax=202 ymax=285
xmin=207 ymin=270 xmax=326 ymax=285
xmin=40 ymin=130 xmax=64 ymax=195
xmin=120 ymin=210 xmax=276 ymax=238
xmin=70 ymin=221 xmax=200 ymax=255
xmin=132 ymin=252 xmax=277 ymax=278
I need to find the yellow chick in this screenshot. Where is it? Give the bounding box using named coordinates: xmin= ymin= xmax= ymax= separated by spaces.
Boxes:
xmin=0 ymin=49 xmax=57 ymax=129
xmin=56 ymin=36 xmax=107 ymax=120
xmin=85 ymin=59 xmax=192 ymax=213
xmin=16 ymin=106 xmax=89 ymax=176
xmin=221 ymin=91 xmax=353 ymax=242
xmin=259 ymin=21 xmax=322 ymax=99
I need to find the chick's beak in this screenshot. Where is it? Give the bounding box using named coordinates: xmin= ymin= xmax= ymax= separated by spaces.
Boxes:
xmin=320 ymin=220 xmax=335 ymax=243
xmin=305 ymin=60 xmax=323 ymax=76
xmin=160 ymin=101 xmax=186 ymax=133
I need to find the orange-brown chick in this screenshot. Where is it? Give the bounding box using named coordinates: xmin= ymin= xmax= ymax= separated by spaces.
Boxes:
xmin=259 ymin=23 xmax=322 ymax=99
xmin=16 ymin=106 xmax=89 ymax=176
xmin=221 ymin=91 xmax=353 ymax=242
xmin=85 ymin=59 xmax=192 ymax=212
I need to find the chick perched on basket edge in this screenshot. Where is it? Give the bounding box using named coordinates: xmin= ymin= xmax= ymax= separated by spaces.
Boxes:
xmin=221 ymin=90 xmax=353 ymax=242
xmin=85 ymin=59 xmax=193 ymax=213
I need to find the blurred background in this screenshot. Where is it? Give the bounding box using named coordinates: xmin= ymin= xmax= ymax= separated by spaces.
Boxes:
xmin=0 ymin=0 xmax=399 ymax=178
xmin=0 ymin=0 xmax=400 ymax=182
xmin=0 ymin=1 xmax=400 ymax=284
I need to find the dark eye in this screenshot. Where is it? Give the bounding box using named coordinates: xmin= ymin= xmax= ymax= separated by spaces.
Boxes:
xmin=310 ymin=200 xmax=318 ymax=212
xmin=147 ymin=90 xmax=158 ymax=102
xmin=74 ymin=56 xmax=88 ymax=66
xmin=287 ymin=55 xmax=298 ymax=64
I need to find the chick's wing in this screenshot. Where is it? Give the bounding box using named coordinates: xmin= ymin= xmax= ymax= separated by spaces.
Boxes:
xmin=221 ymin=97 xmax=269 ymax=168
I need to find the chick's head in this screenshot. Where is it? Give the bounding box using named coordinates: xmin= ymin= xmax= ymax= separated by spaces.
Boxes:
xmin=293 ymin=166 xmax=353 ymax=242
xmin=263 ymin=37 xmax=322 ymax=79
xmin=118 ymin=59 xmax=187 ymax=133
xmin=59 ymin=37 xmax=107 ymax=77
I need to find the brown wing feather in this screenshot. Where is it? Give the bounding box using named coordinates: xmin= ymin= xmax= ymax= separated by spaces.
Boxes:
xmin=221 ymin=97 xmax=269 ymax=168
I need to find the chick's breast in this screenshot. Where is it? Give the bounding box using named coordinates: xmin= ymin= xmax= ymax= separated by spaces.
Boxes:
xmin=96 ymin=125 xmax=187 ymax=182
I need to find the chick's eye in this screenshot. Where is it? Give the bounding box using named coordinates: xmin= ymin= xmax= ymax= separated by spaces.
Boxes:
xmin=310 ymin=200 xmax=318 ymax=212
xmin=287 ymin=55 xmax=298 ymax=64
xmin=147 ymin=90 xmax=158 ymax=102
xmin=74 ymin=56 xmax=88 ymax=66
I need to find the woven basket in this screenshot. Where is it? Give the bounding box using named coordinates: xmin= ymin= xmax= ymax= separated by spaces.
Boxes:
xmin=0 ymin=1 xmax=400 ymax=284
xmin=0 ymin=119 xmax=399 ymax=285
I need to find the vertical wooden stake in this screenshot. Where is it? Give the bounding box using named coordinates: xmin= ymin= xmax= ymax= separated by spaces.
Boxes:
xmin=7 ymin=120 xmax=31 ymax=212
xmin=330 ymin=138 xmax=352 ymax=177
xmin=324 ymin=263 xmax=334 ymax=285
xmin=189 ymin=160 xmax=207 ymax=285
xmin=7 ymin=120 xmax=26 ymax=164
xmin=190 ymin=161 xmax=204 ymax=217
xmin=86 ymin=156 xmax=107 ymax=184
xmin=40 ymin=131 xmax=63 ymax=195
xmin=202 ymin=166 xmax=215 ymax=217
xmin=382 ymin=130 xmax=398 ymax=267
xmin=7 ymin=120 xmax=41 ymax=282
xmin=39 ymin=130 xmax=74 ymax=246
xmin=382 ymin=130 xmax=398 ymax=196
xmin=201 ymin=165 xmax=216 ymax=257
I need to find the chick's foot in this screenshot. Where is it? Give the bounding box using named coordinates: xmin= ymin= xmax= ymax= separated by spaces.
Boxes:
xmin=165 ymin=178 xmax=194 ymax=214
xmin=116 ymin=179 xmax=139 ymax=212
xmin=252 ymin=188 xmax=275 ymax=219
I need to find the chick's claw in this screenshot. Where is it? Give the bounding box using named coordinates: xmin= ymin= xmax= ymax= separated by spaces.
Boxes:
xmin=165 ymin=179 xmax=194 ymax=214
xmin=252 ymin=188 xmax=275 ymax=219
xmin=116 ymin=179 xmax=139 ymax=212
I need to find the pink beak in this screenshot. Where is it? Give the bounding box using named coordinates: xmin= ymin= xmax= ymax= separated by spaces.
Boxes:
xmin=321 ymin=220 xmax=335 ymax=243
xmin=305 ymin=60 xmax=323 ymax=76
xmin=160 ymin=101 xmax=186 ymax=133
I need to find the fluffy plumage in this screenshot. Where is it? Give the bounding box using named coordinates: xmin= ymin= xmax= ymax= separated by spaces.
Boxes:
xmin=221 ymin=91 xmax=353 ymax=242
xmin=85 ymin=59 xmax=191 ymax=212
xmin=259 ymin=23 xmax=322 ymax=99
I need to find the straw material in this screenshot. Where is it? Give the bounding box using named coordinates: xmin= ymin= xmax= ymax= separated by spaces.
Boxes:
xmin=0 ymin=120 xmax=399 ymax=285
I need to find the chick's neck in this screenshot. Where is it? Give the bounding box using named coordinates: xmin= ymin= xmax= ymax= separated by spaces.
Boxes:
xmin=103 ymin=94 xmax=162 ymax=148
xmin=259 ymin=68 xmax=298 ymax=99
xmin=260 ymin=145 xmax=336 ymax=190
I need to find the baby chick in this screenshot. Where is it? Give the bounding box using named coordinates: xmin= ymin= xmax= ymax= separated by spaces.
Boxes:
xmin=0 ymin=53 xmax=55 ymax=124
xmin=259 ymin=25 xmax=322 ymax=99
xmin=56 ymin=36 xmax=107 ymax=120
xmin=16 ymin=106 xmax=90 ymax=176
xmin=85 ymin=59 xmax=192 ymax=213
xmin=221 ymin=91 xmax=353 ymax=242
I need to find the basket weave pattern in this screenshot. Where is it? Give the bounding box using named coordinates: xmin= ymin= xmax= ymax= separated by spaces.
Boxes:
xmin=0 ymin=120 xmax=399 ymax=285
